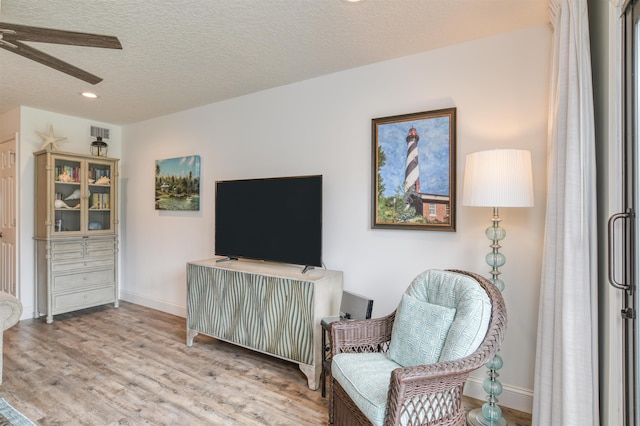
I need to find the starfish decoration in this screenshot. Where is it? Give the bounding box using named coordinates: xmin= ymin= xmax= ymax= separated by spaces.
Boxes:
xmin=36 ymin=125 xmax=67 ymax=151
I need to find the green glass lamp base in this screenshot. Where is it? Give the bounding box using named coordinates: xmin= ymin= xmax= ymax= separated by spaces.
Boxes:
xmin=467 ymin=408 xmax=508 ymax=426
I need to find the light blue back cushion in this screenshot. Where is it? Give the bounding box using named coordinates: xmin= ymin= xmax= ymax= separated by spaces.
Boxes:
xmin=387 ymin=293 xmax=456 ymax=367
xmin=404 ymin=270 xmax=491 ymax=362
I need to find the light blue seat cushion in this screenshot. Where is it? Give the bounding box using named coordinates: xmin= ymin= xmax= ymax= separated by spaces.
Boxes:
xmin=332 ymin=352 xmax=400 ymax=426
xmin=387 ymin=293 xmax=456 ymax=366
xmin=405 ymin=270 xmax=491 ymax=361
xmin=332 ymin=352 xmax=453 ymax=426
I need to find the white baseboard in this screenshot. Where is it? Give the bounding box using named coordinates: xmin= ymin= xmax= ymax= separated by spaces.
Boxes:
xmin=20 ymin=303 xmax=35 ymax=321
xmin=464 ymin=376 xmax=533 ymax=415
xmin=120 ymin=290 xmax=186 ymax=318
xmin=21 ymin=298 xmax=186 ymax=322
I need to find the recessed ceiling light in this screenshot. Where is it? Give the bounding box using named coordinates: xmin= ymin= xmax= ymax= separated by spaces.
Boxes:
xmin=81 ymin=92 xmax=98 ymax=99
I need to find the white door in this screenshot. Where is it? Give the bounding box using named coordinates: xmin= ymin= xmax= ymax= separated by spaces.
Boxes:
xmin=0 ymin=136 xmax=17 ymax=296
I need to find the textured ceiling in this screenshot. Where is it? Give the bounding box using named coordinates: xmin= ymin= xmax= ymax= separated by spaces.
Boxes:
xmin=0 ymin=0 xmax=549 ymax=125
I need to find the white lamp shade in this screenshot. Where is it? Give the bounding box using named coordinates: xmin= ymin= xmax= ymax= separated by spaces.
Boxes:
xmin=462 ymin=149 xmax=534 ymax=207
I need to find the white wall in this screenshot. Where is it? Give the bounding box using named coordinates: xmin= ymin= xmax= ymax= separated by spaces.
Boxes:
xmin=120 ymin=25 xmax=551 ymax=412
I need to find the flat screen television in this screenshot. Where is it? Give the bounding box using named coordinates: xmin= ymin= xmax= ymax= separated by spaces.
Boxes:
xmin=214 ymin=175 xmax=322 ymax=270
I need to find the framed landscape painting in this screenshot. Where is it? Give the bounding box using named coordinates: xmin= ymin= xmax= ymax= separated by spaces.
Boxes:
xmin=155 ymin=155 xmax=201 ymax=211
xmin=372 ymin=108 xmax=456 ymax=231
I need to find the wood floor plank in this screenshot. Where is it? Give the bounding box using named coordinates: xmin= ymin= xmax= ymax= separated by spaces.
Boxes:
xmin=0 ymin=301 xmax=532 ymax=425
xmin=1 ymin=302 xmax=329 ymax=425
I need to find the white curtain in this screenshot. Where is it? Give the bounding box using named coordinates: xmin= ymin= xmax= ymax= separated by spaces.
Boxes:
xmin=532 ymin=0 xmax=599 ymax=425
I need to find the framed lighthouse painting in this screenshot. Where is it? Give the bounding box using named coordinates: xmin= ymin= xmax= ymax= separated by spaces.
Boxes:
xmin=372 ymin=108 xmax=456 ymax=231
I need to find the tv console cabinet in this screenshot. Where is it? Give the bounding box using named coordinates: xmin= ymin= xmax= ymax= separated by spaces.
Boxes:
xmin=186 ymin=257 xmax=343 ymax=390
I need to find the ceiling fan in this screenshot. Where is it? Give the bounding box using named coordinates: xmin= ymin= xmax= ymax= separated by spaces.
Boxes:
xmin=0 ymin=22 xmax=122 ymax=84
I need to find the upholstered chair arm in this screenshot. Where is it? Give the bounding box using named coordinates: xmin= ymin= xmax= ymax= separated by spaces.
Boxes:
xmin=0 ymin=292 xmax=22 ymax=331
xmin=0 ymin=292 xmax=22 ymax=384
xmin=330 ymin=312 xmax=396 ymax=356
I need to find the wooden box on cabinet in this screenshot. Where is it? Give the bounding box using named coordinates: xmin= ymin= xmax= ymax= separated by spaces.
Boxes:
xmin=33 ymin=149 xmax=119 ymax=324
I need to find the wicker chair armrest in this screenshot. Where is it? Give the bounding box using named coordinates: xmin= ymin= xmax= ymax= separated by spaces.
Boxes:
xmin=383 ymin=359 xmax=483 ymax=426
xmin=390 ymin=355 xmax=485 ymax=385
xmin=330 ymin=312 xmax=396 ymax=356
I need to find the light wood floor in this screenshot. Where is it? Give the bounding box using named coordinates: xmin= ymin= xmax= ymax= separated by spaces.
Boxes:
xmin=0 ymin=302 xmax=531 ymax=425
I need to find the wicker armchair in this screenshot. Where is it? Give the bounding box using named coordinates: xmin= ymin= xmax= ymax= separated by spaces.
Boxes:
xmin=328 ymin=269 xmax=507 ymax=426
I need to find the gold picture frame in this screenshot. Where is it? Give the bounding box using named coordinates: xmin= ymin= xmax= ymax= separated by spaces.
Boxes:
xmin=372 ymin=108 xmax=456 ymax=231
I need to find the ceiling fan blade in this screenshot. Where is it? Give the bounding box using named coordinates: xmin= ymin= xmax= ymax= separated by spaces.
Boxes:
xmin=0 ymin=22 xmax=121 ymax=49
xmin=0 ymin=40 xmax=103 ymax=84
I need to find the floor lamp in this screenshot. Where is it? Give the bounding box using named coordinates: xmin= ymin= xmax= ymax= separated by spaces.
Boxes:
xmin=462 ymin=149 xmax=534 ymax=426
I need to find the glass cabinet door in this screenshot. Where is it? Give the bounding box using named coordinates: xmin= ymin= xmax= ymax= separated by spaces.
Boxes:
xmin=53 ymin=158 xmax=82 ymax=233
xmin=87 ymin=161 xmax=112 ymax=232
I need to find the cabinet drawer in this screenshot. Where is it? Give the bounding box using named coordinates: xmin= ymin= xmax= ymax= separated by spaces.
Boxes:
xmin=86 ymin=247 xmax=115 ymax=258
xmin=51 ymin=240 xmax=84 ymax=253
xmin=50 ymin=241 xmax=85 ymax=260
xmin=86 ymin=239 xmax=115 ymax=257
xmin=86 ymin=239 xmax=114 ymax=250
xmin=52 ymin=268 xmax=115 ymax=291
xmin=52 ymin=258 xmax=114 ymax=273
xmin=49 ymin=239 xmax=116 ymax=261
xmin=52 ymin=286 xmax=115 ymax=312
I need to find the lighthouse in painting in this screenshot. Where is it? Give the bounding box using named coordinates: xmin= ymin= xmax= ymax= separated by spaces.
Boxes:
xmin=404 ymin=127 xmax=420 ymax=192
xmin=404 ymin=127 xmax=424 ymax=213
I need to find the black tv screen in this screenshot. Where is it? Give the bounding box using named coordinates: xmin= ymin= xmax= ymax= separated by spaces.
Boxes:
xmin=215 ymin=175 xmax=322 ymax=268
